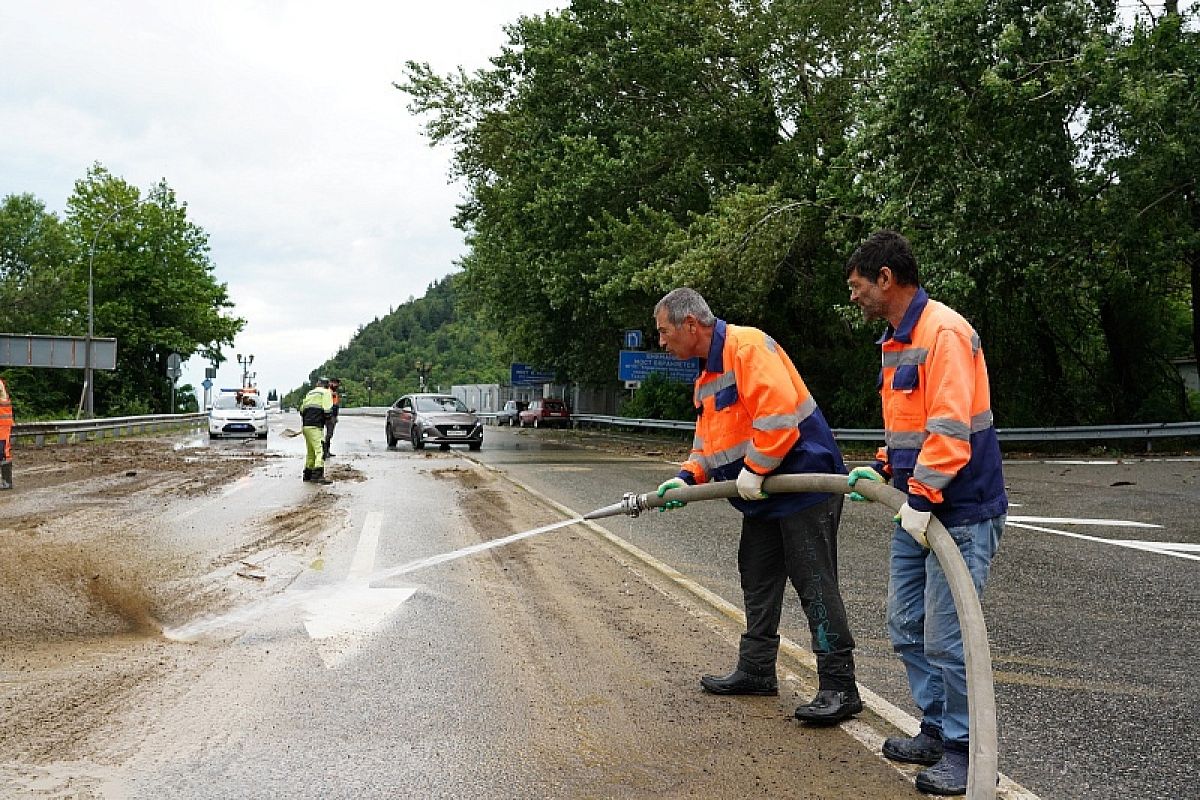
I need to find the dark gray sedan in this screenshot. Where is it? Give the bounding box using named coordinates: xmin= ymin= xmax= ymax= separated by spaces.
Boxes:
xmin=385 ymin=393 xmax=483 ymax=451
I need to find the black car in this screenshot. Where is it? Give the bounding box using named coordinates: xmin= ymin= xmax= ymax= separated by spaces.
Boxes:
xmin=386 ymin=393 xmax=483 ymax=451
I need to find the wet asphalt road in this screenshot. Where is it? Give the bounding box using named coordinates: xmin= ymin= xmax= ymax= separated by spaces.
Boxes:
xmin=462 ymin=421 xmax=1200 ymax=800
xmin=30 ymin=412 xmax=1188 ymax=798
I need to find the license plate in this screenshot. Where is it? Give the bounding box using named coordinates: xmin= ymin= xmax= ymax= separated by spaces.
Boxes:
xmin=447 ymin=430 xmax=467 ymax=436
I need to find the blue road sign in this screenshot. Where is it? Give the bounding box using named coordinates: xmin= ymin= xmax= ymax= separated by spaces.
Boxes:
xmin=510 ymin=363 xmax=557 ymax=386
xmin=618 ymin=351 xmax=700 ymax=384
xmin=201 ymin=378 xmax=213 ymax=390
xmin=624 ymin=329 xmax=643 ymax=349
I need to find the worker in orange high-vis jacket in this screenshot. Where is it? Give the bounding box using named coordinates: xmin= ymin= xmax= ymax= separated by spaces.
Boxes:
xmin=844 ymin=230 xmax=1007 ymax=796
xmin=0 ymin=377 xmax=14 ymax=490
xmin=653 ymin=287 xmax=862 ymax=725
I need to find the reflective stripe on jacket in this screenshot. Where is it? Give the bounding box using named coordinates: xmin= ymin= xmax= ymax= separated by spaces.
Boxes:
xmin=678 ymin=320 xmax=846 ymax=519
xmin=300 ymin=387 xmax=333 ymax=428
xmin=873 ymin=289 xmax=1007 ymax=527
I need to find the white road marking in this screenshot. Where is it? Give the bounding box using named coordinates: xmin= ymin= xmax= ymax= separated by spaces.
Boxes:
xmin=174 ymin=476 xmax=254 ymax=521
xmin=347 ymin=511 xmax=383 ymax=579
xmin=1006 ymin=521 xmax=1200 ymax=562
xmin=303 ymin=511 xmax=415 ymax=649
xmin=221 ymin=476 xmax=252 ymax=497
xmin=1007 ymin=515 xmax=1160 ymax=528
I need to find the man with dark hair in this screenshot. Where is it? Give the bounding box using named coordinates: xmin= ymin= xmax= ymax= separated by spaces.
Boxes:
xmin=844 ymin=231 xmax=1007 ymax=795
xmin=323 ymin=377 xmax=341 ymax=458
xmin=653 ymin=287 xmax=863 ymax=725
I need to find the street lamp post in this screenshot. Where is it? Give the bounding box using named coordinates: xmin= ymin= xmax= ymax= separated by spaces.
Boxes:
xmin=364 ymin=375 xmax=373 ymax=407
xmin=415 ymin=360 xmax=430 ymax=392
xmin=237 ymin=353 xmax=254 ymax=388
xmin=84 ymin=201 xmax=138 ymax=418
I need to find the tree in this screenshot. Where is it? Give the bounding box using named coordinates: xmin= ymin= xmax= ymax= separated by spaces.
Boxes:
xmin=399 ymin=0 xmax=884 ymax=409
xmin=0 ymin=193 xmax=81 ymax=415
xmin=65 ymin=164 xmax=244 ymax=415
xmin=1083 ymin=5 xmax=1199 ymax=419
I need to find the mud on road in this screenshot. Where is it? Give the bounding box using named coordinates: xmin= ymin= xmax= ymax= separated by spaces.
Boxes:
xmin=0 ymin=437 xmax=350 ymax=795
xmin=2 ymin=435 xmax=912 ymax=799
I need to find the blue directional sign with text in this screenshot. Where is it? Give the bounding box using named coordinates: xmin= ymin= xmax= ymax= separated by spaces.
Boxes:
xmin=618 ymin=351 xmax=701 ymax=384
xmin=510 ymin=363 xmax=557 ymax=386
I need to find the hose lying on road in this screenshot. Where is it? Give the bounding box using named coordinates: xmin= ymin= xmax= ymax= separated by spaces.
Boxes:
xmin=589 ymin=474 xmax=998 ymax=800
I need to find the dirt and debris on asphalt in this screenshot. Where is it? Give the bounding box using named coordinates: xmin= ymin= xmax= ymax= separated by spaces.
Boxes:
xmin=0 ymin=436 xmax=344 ymax=785
xmin=0 ymin=433 xmax=915 ymax=799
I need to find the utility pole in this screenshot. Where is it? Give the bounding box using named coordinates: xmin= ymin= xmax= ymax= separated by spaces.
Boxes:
xmin=237 ymin=353 xmax=254 ymax=388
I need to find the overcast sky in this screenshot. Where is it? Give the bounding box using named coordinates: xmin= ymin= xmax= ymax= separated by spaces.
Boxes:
xmin=0 ymin=1 xmax=561 ymax=403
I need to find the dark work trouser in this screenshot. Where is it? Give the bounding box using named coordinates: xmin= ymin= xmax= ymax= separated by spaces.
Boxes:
xmin=736 ymin=494 xmax=857 ymax=691
xmin=324 ymin=416 xmax=337 ymax=450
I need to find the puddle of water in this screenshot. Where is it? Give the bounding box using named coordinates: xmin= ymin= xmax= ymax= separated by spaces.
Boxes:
xmin=162 ymin=517 xmax=582 ymax=642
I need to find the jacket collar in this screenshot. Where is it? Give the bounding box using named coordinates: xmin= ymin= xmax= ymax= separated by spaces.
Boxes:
xmin=877 ymin=288 xmax=929 ymax=345
xmin=704 ymin=319 xmax=728 ymax=373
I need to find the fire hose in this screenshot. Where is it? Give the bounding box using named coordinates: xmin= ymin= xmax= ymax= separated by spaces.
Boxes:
xmin=584 ymin=473 xmax=998 ymax=800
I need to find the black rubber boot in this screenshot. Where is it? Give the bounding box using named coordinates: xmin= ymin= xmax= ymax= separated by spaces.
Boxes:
xmin=302 ymin=468 xmax=313 ymax=481
xmin=0 ymin=461 xmax=11 ymax=490
xmin=883 ymin=725 xmax=945 ymax=766
xmin=322 ymin=440 xmax=332 ymax=459
xmin=311 ymin=467 xmax=332 ymax=485
xmin=699 ymin=669 xmax=778 ymax=696
xmin=794 ymin=687 xmax=864 ymax=724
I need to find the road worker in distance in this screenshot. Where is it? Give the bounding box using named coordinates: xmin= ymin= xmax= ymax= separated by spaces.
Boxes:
xmin=300 ymin=378 xmax=334 ymax=485
xmin=0 ymin=377 xmax=13 ymax=490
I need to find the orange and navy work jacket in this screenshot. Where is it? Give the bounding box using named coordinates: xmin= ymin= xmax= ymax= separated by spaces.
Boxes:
xmin=0 ymin=378 xmax=12 ymax=437
xmin=873 ymin=290 xmax=1007 ymax=527
xmin=677 ymin=320 xmax=846 ymax=519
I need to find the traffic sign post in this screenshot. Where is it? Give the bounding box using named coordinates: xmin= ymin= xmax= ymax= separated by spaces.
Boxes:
xmin=510 ymin=363 xmax=557 ymax=386
xmin=617 ymin=351 xmax=700 ymax=384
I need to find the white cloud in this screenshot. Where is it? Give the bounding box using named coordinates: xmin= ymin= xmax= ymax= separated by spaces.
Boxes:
xmin=0 ymin=0 xmax=562 ymax=403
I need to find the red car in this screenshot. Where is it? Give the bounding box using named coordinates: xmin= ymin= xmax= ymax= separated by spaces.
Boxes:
xmin=518 ymin=398 xmax=571 ymax=428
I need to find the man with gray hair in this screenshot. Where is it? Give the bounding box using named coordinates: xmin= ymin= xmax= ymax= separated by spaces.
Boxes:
xmin=653 ymin=287 xmax=862 ymax=725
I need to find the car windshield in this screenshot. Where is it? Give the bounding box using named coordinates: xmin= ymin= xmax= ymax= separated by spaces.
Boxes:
xmin=213 ymin=395 xmax=260 ymax=410
xmin=544 ymin=401 xmax=565 ymax=410
xmin=415 ymin=396 xmax=468 ymax=413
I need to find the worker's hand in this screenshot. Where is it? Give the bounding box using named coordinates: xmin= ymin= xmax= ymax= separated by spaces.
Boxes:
xmin=736 ymin=468 xmax=768 ymax=501
xmin=847 ymin=466 xmax=886 ymax=502
xmin=894 ymin=502 xmax=932 ymax=548
xmin=657 ymin=478 xmax=688 ymax=511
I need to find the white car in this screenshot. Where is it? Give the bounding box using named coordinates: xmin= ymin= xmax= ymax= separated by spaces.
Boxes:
xmin=208 ymin=391 xmax=268 ymax=439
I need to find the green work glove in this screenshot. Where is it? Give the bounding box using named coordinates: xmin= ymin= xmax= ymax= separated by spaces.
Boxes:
xmin=846 ymin=466 xmax=885 ymax=502
xmin=657 ymin=478 xmax=687 ymax=511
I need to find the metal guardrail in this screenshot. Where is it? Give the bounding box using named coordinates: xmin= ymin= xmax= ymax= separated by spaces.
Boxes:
xmin=12 ymin=413 xmax=207 ymax=447
xmin=569 ymin=414 xmax=1200 ymax=443
xmin=329 ymin=407 xmax=1200 ymax=444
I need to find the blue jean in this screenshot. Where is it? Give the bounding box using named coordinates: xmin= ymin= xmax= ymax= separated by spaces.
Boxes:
xmin=887 ymin=515 xmax=1004 ymax=746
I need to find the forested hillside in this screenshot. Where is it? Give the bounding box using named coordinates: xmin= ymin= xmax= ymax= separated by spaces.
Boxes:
xmin=283 ymin=274 xmax=508 ymax=408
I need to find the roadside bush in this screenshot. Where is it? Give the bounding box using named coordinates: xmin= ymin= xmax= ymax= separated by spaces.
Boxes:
xmin=618 ymin=373 xmax=694 ymax=421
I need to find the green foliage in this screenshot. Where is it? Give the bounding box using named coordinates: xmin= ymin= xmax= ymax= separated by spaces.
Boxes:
xmin=0 ymin=165 xmax=243 ymax=418
xmin=390 ymin=0 xmax=1197 ymax=426
xmin=64 ymin=165 xmax=244 ymax=416
xmin=618 ymin=372 xmax=694 ymax=420
xmin=283 ymin=274 xmax=508 ymax=409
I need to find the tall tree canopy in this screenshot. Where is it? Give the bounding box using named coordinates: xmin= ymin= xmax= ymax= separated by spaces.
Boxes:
xmin=398 ymin=0 xmax=1198 ymax=425
xmin=0 ymin=164 xmax=244 ymax=417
